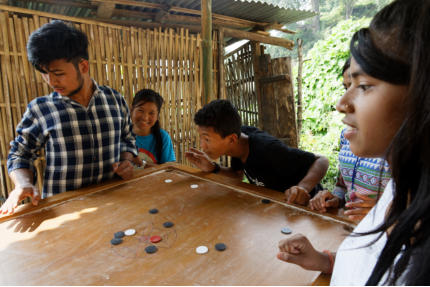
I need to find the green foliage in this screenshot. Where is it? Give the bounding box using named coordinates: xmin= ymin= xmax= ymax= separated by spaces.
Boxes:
xmin=299 ymin=18 xmax=370 ymax=190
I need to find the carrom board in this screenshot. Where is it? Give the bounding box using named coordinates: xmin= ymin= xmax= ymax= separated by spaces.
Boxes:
xmin=0 ymin=163 xmax=353 ymax=285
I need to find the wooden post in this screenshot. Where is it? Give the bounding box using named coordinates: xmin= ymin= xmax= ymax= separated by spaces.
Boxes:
xmin=252 ymin=42 xmax=263 ymax=130
xmin=217 ymin=28 xmax=225 ymax=99
xmin=297 ymin=38 xmax=303 ymax=144
xmin=258 ymin=53 xmax=298 ymax=148
xmin=201 ymin=0 xmax=212 ymax=104
xmin=223 ymin=27 xmax=294 ymax=50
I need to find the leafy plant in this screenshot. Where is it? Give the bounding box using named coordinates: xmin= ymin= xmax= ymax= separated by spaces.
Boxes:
xmin=298 ymin=18 xmax=370 ymax=190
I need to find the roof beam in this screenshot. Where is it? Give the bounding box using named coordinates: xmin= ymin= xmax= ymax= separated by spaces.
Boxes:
xmin=263 ymin=22 xmax=296 ymax=34
xmin=94 ymin=2 xmax=115 ymax=18
xmin=18 ymin=0 xmax=96 ymax=9
xmin=222 ymin=27 xmax=294 ymax=50
xmin=111 ymin=8 xmax=156 ymax=19
xmin=91 ymin=0 xmax=270 ymax=28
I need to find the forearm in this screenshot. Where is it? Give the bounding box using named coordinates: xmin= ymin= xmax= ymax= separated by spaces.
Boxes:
xmin=298 ymin=156 xmax=329 ymax=192
xmin=120 ymin=151 xmax=135 ymax=161
xmin=9 ymin=168 xmax=34 ymax=187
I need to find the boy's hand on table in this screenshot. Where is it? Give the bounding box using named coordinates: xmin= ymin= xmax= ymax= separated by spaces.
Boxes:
xmin=285 ymin=186 xmax=311 ymax=206
xmin=0 ymin=185 xmax=40 ymax=215
xmin=112 ymin=160 xmax=134 ymax=180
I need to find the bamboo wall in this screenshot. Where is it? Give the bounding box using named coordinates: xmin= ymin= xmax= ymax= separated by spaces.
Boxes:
xmin=0 ymin=8 xmax=212 ymax=200
xmin=224 ymin=43 xmax=258 ymax=127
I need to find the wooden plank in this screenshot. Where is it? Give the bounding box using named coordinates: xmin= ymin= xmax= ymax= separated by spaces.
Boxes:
xmin=0 ymin=12 xmax=15 ymax=143
xmin=201 ymin=0 xmax=212 ymax=105
xmin=259 ymin=74 xmax=291 ymax=84
xmin=9 ymin=16 xmax=23 ymax=124
xmin=217 ymin=28 xmax=225 ymax=100
xmin=223 ymin=27 xmax=294 ymax=50
xmin=296 ymin=38 xmax=304 ymax=143
xmin=95 ymin=2 xmax=115 ymax=19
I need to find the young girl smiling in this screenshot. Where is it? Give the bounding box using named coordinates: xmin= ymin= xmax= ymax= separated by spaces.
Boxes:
xmin=131 ymin=89 xmax=175 ymax=165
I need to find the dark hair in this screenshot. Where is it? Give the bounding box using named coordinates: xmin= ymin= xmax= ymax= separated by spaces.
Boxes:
xmin=194 ymin=99 xmax=241 ymax=138
xmin=341 ymin=57 xmax=351 ymax=76
xmin=350 ymin=0 xmax=430 ymax=285
xmin=132 ymin=89 xmax=164 ymax=163
xmin=27 ymin=20 xmax=89 ymax=72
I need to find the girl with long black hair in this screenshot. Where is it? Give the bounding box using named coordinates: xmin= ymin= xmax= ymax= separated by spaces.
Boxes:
xmin=277 ymin=0 xmax=430 ymax=284
xmin=131 ymin=89 xmax=176 ymax=165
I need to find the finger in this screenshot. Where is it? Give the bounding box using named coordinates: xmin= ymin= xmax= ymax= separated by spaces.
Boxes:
xmin=287 ymin=189 xmax=298 ymax=203
xmin=345 ymin=201 xmax=375 ymax=209
xmin=344 ymin=207 xmax=370 ymax=216
xmin=348 ymin=214 xmax=366 ymax=221
xmin=189 ymin=148 xmax=204 ymax=155
xmin=31 ymin=189 xmax=41 ymax=206
xmin=308 ymin=198 xmax=316 ymax=210
xmin=3 ymin=200 xmax=16 ymax=215
xmin=355 ymin=192 xmax=376 ymax=202
xmin=325 ymin=198 xmax=339 ymax=208
xmin=319 ymin=195 xmax=328 ymax=209
xmin=116 ymin=165 xmax=134 ymax=179
xmin=297 ymin=191 xmax=310 ymax=205
xmin=112 ymin=162 xmax=119 ymax=172
xmin=278 ymin=238 xmax=289 ymax=253
xmin=277 ymin=251 xmax=304 ymax=266
xmin=116 ymin=161 xmax=133 ymax=173
xmin=185 ymin=151 xmax=197 ymax=157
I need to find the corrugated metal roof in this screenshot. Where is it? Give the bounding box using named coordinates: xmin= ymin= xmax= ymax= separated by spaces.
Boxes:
xmin=5 ymin=0 xmax=316 ymax=26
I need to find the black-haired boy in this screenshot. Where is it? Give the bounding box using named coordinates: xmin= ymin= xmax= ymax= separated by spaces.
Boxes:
xmin=1 ymin=21 xmax=137 ymax=215
xmin=185 ymin=99 xmax=328 ymax=206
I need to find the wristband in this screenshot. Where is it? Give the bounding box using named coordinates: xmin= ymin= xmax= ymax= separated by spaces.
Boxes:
xmin=322 ymin=250 xmax=334 ymax=274
xmin=211 ymin=162 xmax=221 ymax=173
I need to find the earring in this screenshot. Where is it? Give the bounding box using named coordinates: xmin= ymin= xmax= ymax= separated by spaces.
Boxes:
xmin=344 ymin=104 xmax=350 ymax=109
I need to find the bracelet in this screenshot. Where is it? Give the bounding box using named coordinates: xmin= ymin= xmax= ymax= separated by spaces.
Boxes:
xmin=211 ymin=162 xmax=221 ymax=174
xmin=322 ymin=250 xmax=334 ymax=274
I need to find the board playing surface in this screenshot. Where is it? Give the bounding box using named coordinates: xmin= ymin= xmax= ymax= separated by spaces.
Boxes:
xmin=0 ymin=164 xmax=352 ymax=285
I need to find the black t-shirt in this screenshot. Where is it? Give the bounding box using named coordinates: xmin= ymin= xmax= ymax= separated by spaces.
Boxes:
xmin=231 ymin=126 xmax=318 ymax=193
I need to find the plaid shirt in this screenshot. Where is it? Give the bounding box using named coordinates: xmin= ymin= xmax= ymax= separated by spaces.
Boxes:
xmin=7 ymin=82 xmax=137 ymax=198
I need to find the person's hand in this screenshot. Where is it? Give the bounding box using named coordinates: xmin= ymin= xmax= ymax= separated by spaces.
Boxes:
xmin=309 ymin=190 xmax=341 ymax=212
xmin=344 ymin=192 xmax=377 ymax=221
xmin=131 ymin=157 xmax=143 ymax=167
xmin=0 ymin=185 xmax=40 ymax=215
xmin=185 ymin=148 xmax=215 ymax=172
xmin=112 ymin=160 xmax=134 ymax=180
xmin=277 ymin=234 xmax=332 ymax=274
xmin=285 ymin=186 xmax=311 ymax=205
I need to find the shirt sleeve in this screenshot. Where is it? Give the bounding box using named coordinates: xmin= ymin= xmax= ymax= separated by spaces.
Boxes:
xmin=118 ymin=94 xmax=138 ymax=157
xmin=7 ymin=106 xmax=45 ymax=178
xmin=160 ymin=130 xmax=176 ymax=164
xmin=268 ymin=141 xmax=317 ymax=181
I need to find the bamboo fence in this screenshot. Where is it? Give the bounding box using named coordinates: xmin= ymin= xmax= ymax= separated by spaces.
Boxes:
xmin=225 ymin=42 xmax=258 ymax=127
xmin=0 ymin=7 xmax=222 ymax=200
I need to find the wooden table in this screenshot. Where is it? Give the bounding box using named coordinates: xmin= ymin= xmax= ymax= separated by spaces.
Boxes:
xmin=0 ymin=163 xmax=353 ymax=285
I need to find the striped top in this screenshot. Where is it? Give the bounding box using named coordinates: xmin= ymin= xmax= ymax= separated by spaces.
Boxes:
xmin=335 ymin=129 xmax=391 ymax=204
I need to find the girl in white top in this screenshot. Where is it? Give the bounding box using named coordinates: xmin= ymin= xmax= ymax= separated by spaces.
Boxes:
xmin=277 ymin=0 xmax=430 ymax=285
